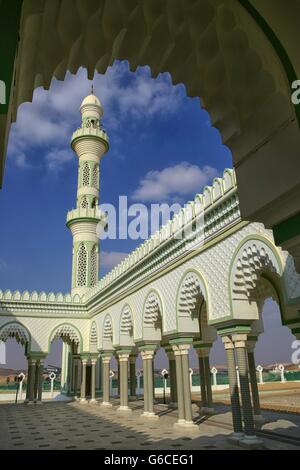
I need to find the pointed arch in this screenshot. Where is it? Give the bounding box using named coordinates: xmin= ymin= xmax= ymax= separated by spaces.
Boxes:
xmin=49 ymin=323 xmax=82 ymax=352
xmin=0 ymin=321 xmax=30 ymax=346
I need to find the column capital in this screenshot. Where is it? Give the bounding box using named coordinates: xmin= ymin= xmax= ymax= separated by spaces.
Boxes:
xmin=100 ymin=350 xmax=114 ymax=359
xmin=222 ymin=335 xmax=234 ymax=350
xmin=171 ymin=343 xmax=191 ymax=356
xmin=141 ymin=350 xmax=155 ymax=360
xmin=118 ymin=353 xmax=130 ymax=362
xmin=232 ymin=333 xmax=248 ymax=348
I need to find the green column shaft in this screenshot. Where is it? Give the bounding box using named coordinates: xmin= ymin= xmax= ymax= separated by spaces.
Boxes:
xmin=129 ymin=359 xmax=136 ymax=397
xmin=225 ymin=347 xmax=243 ymax=434
xmin=142 ymin=356 xmax=149 ymax=413
xmin=247 ymin=351 xmax=261 ymax=416
xmin=181 ymin=353 xmax=193 ymax=423
xmin=147 ymin=358 xmax=154 ymax=414
xmin=198 ymin=356 xmax=207 ymax=408
xmin=204 ymin=356 xmax=213 ymax=409
xmin=37 ymin=361 xmax=44 ymax=403
xmin=174 ymin=353 xmax=185 ymax=422
xmin=169 ymin=358 xmax=177 ymax=403
xmin=235 ymin=346 xmax=255 ymax=436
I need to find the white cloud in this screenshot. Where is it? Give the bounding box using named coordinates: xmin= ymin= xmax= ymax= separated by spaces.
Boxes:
xmin=7 ymin=62 xmax=185 ymax=173
xmin=101 ymin=251 xmax=128 ymax=271
xmin=45 ymin=149 xmax=73 ymax=172
xmin=132 ymin=163 xmax=218 ymax=202
xmin=14 ymin=153 xmax=32 ymax=170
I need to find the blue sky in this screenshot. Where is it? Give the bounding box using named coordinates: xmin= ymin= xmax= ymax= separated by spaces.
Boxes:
xmin=0 ymin=61 xmax=295 ymax=369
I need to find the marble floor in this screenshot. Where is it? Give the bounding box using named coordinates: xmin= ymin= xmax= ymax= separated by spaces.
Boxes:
xmin=0 ymin=399 xmax=299 ymax=450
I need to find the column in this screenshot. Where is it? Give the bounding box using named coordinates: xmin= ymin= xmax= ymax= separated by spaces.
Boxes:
xmin=181 ymin=345 xmax=194 ymax=426
xmin=60 ymin=342 xmax=68 ymax=392
xmin=25 ymin=358 xmax=35 ymax=404
xmin=129 ymin=355 xmax=137 ymax=399
xmin=28 ymin=358 xmax=37 ymax=404
xmin=80 ymin=358 xmax=88 ymax=403
xmin=198 ymin=354 xmax=208 ymax=412
xmin=172 ymin=343 xmax=197 ymax=429
xmin=203 ymin=354 xmax=214 ymax=412
xmin=173 ymin=346 xmax=185 ymax=424
xmin=167 ymin=351 xmax=177 ymax=406
xmin=36 ymin=359 xmax=44 ymax=404
xmin=222 ymin=336 xmax=244 ymax=440
xmin=101 ymin=354 xmax=113 ymax=407
xmin=90 ymin=357 xmax=97 ymax=402
xmin=247 ymin=344 xmax=263 ymax=422
xmin=141 ymin=349 xmax=158 ymax=419
xmin=117 ymin=358 xmax=120 ymax=397
xmin=117 ymin=352 xmax=131 ymax=412
xmin=233 ymin=334 xmax=262 ymax=447
xmin=141 ymin=351 xmax=149 ymax=414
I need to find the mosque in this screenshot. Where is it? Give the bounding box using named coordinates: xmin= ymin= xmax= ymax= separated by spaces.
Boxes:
xmin=1 ymin=90 xmax=300 ymax=448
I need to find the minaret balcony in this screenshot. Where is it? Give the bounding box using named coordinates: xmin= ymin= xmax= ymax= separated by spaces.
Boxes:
xmin=66 ymin=206 xmax=107 ymax=227
xmin=71 ymin=126 xmax=109 ymax=150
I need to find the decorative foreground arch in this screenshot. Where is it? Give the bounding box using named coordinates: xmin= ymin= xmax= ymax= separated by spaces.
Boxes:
xmin=0 ymin=321 xmax=30 ymax=346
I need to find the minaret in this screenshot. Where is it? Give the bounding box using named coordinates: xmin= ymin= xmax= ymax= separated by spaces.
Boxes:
xmin=66 ymin=89 xmax=109 ymax=296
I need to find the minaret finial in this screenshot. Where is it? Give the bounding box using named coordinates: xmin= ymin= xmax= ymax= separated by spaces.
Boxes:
xmin=91 ymin=83 xmax=94 ymax=94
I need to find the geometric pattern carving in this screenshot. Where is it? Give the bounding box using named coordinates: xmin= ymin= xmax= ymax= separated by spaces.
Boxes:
xmin=81 ymin=196 xmax=89 ymax=209
xmin=90 ymin=245 xmax=97 ymax=287
xmin=178 ymin=272 xmax=204 ymax=318
xmin=82 ymin=162 xmax=90 ymax=186
xmin=51 ymin=324 xmax=80 ymax=344
xmin=90 ymin=321 xmax=98 ymax=351
xmin=120 ymin=305 xmax=133 ymax=335
xmin=233 ymin=243 xmax=278 ymax=298
xmin=144 ymin=293 xmax=161 ymax=328
xmin=103 ymin=315 xmax=113 ymax=340
xmin=0 ymin=323 xmax=29 ymax=345
xmin=77 ymin=243 xmax=87 ymax=287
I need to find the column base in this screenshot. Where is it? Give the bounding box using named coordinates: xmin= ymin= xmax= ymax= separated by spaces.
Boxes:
xmin=141 ymin=411 xmax=159 ymax=420
xmin=89 ymin=398 xmax=97 ymax=404
xmin=169 ymin=402 xmax=178 ymax=409
xmin=239 ymin=435 xmax=265 ymax=449
xmin=173 ymin=420 xmax=198 ymax=431
xmin=129 ymin=395 xmax=137 ymax=400
xmin=201 ymin=406 xmax=215 ymax=414
xmin=117 ymin=405 xmax=132 ymax=413
xmin=253 ymin=414 xmax=265 ymax=424
xmin=34 ymin=401 xmax=43 ymax=405
xmin=101 ymin=401 xmax=113 ymax=408
xmin=27 ymin=401 xmax=35 ymax=405
xmin=227 ymin=432 xmax=244 ymax=444
xmin=79 ymin=398 xmax=88 ymax=404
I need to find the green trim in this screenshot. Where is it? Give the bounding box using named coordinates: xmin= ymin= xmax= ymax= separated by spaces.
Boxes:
xmin=169 ymin=337 xmax=193 ymax=346
xmin=216 ymin=324 xmax=252 ymax=336
xmin=239 ymin=0 xmax=300 ymax=125
xmin=292 ymin=328 xmax=300 ymax=335
xmin=273 ymin=212 xmax=300 ymax=245
xmin=135 ymin=341 xmax=158 ymax=351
